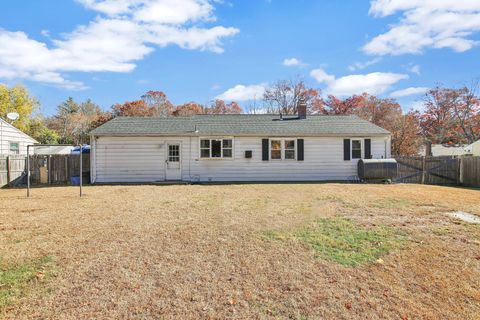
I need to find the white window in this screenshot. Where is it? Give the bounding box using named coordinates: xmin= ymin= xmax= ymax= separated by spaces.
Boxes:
xmin=200 ymin=138 xmax=233 ymax=159
xmin=270 ymin=139 xmax=296 ymax=160
xmin=270 ymin=140 xmax=282 ymax=160
xmin=352 ymin=139 xmax=362 ymax=159
xmin=284 ymin=140 xmax=296 ymax=160
xmin=222 ymin=139 xmax=233 ymax=158
xmin=9 ymin=142 xmax=19 ymax=154
xmin=200 ymin=139 xmax=210 ymax=158
xmin=168 ymin=144 xmax=180 ymax=162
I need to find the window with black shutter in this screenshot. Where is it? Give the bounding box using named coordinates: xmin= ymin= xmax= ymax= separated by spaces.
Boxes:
xmin=344 ymin=139 xmax=351 ymax=161
xmin=297 ymin=139 xmax=304 ymax=161
xmin=365 ymin=139 xmax=372 ymax=159
xmin=262 ymin=139 xmax=269 ymax=161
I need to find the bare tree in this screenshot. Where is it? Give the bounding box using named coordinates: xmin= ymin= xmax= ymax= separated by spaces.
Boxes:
xmin=262 ymin=78 xmax=323 ymax=115
xmin=244 ymin=95 xmax=261 ymax=114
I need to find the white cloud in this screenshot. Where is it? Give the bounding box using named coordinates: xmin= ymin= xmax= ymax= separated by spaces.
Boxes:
xmin=76 ymin=0 xmax=137 ymax=16
xmin=390 ymin=86 xmax=428 ymax=97
xmin=282 ymin=58 xmax=306 ymax=67
xmin=0 ymin=0 xmax=239 ymax=89
xmin=134 ymin=0 xmax=214 ymax=24
xmin=408 ymin=64 xmax=421 ymax=75
xmin=216 ymin=84 xmax=267 ymax=101
xmin=369 ymin=0 xmax=480 ymax=17
xmin=364 ymin=0 xmax=480 ymax=55
xmin=78 ymin=0 xmax=215 ymax=23
xmin=348 ymin=58 xmax=381 ymax=71
xmin=146 ymin=25 xmax=238 ymax=53
xmin=310 ymin=68 xmax=335 ymax=84
xmin=310 ymin=68 xmax=408 ymax=96
xmin=328 ymin=73 xmax=409 ymax=96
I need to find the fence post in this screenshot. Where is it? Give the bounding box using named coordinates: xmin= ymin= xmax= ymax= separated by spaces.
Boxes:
xmin=458 ymin=157 xmax=463 ymax=185
xmin=6 ymin=156 xmax=10 ymax=186
xmin=421 ymin=156 xmax=426 ymax=184
xmin=47 ymin=155 xmax=50 ymax=184
xmin=65 ymin=156 xmax=68 ymax=183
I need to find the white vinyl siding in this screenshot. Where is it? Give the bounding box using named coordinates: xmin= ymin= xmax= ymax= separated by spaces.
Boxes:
xmin=93 ymin=137 xmax=169 ymax=182
xmin=92 ymin=135 xmax=390 ymax=183
xmin=0 ymin=119 xmax=38 ymax=155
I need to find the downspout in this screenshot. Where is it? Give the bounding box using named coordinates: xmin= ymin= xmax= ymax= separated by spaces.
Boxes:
xmin=90 ymin=135 xmax=96 ymax=184
xmin=1 ymin=120 xmax=3 ymax=154
xmin=189 ymin=124 xmax=199 ymax=182
xmin=189 ymin=136 xmax=191 ymax=182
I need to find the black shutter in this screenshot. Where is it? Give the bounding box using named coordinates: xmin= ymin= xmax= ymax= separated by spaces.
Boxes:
xmin=365 ymin=139 xmax=372 ymax=159
xmin=343 ymin=139 xmax=351 ymax=161
xmin=262 ymin=139 xmax=269 ymax=161
xmin=297 ymin=139 xmax=304 ymax=161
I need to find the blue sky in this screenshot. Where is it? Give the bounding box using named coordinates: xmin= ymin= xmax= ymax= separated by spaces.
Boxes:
xmin=1 ymin=0 xmax=480 ymax=115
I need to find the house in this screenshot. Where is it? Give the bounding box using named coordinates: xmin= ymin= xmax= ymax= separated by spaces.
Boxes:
xmin=430 ymin=144 xmax=471 ymax=157
xmin=90 ymin=106 xmax=391 ymax=183
xmin=0 ymin=118 xmax=38 ymax=155
xmin=424 ymin=141 xmax=480 ymax=157
xmin=465 ymin=140 xmax=480 ymax=156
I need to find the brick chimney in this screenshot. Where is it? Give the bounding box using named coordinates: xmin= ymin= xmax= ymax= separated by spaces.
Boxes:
xmin=297 ymin=97 xmax=307 ymax=119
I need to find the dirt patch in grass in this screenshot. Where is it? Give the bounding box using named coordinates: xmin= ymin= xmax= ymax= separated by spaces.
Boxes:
xmin=0 ymin=184 xmax=479 ymax=319
xmin=268 ymin=217 xmax=407 ymax=267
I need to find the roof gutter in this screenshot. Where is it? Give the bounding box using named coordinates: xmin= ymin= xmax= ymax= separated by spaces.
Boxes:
xmin=90 ymin=132 xmax=391 ymax=138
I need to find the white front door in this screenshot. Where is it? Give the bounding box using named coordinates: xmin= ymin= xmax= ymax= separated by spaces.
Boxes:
xmin=165 ymin=142 xmax=182 ymax=180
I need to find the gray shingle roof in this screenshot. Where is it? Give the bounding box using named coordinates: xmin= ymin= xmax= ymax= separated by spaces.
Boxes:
xmin=90 ymin=114 xmax=390 ymax=137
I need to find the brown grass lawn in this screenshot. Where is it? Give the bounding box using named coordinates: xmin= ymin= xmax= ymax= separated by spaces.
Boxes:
xmin=1 ymin=184 xmax=480 ymax=319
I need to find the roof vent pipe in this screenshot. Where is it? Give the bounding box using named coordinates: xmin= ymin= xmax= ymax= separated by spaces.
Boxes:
xmin=297 ymin=98 xmax=307 ymax=119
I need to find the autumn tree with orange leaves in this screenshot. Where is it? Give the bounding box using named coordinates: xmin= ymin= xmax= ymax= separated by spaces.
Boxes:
xmin=112 ymin=91 xmax=241 ymax=118
xmin=44 ymin=82 xmax=479 ymax=156
xmin=205 ymin=100 xmax=242 ymax=114
xmin=321 ymin=93 xmax=422 ymax=156
xmin=420 ymin=85 xmax=480 ymax=144
xmin=112 ymin=91 xmax=174 ymax=117
xmin=390 ymin=111 xmax=422 ymax=156
xmin=142 ymin=90 xmax=174 ymax=117
xmin=173 ymin=102 xmax=204 ymax=116
xmin=112 ymin=100 xmax=151 ymax=117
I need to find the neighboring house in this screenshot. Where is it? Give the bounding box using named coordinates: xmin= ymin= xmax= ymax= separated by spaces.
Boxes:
xmin=465 ymin=140 xmax=480 ymax=156
xmin=428 ymin=143 xmax=480 ymax=157
xmin=90 ymin=108 xmax=391 ymax=183
xmin=430 ymin=144 xmax=470 ymax=157
xmin=0 ymin=118 xmax=38 ymax=155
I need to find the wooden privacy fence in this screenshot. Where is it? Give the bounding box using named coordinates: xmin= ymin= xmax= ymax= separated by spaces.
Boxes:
xmin=0 ymin=155 xmax=27 ymax=187
xmin=1 ymin=154 xmax=478 ymax=188
xmin=461 ymin=156 xmax=480 ymax=187
xmin=0 ymin=154 xmax=89 ymax=187
xmin=394 ymin=156 xmax=480 ymax=186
